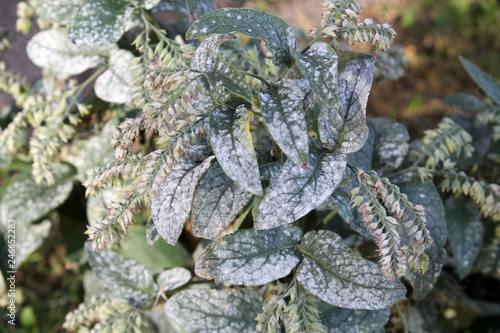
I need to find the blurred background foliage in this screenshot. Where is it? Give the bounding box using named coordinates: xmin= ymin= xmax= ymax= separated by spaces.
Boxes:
xmin=1 ymin=0 xmax=500 ymax=331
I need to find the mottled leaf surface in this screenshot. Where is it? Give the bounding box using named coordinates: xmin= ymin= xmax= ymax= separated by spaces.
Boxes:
xmin=94 ymin=49 xmax=134 ymax=103
xmin=191 ymin=34 xmax=220 ymax=72
xmin=255 ymin=140 xmax=346 ymax=229
xmin=397 ymin=178 xmax=447 ymax=297
xmin=259 ymin=78 xmax=309 ymax=167
xmin=69 ymin=0 xmax=133 ymax=45
xmin=135 ymin=0 xmax=161 ymax=10
xmin=318 ymin=301 xmax=390 ymax=333
xmin=157 ymin=267 xmax=191 ymax=291
xmin=296 ymin=78 xmax=316 ymax=130
xmin=297 ymin=230 xmax=406 ymax=309
xmin=191 ymin=161 xmax=253 ymax=239
xmin=165 ymin=289 xmax=262 ymax=333
xmin=195 ymin=225 xmax=302 ymax=285
xmin=85 ymin=242 xmax=157 ymax=306
xmin=186 ymin=8 xmax=296 ymax=66
xmin=460 ymin=56 xmax=500 ymax=106
xmin=154 ymin=0 xmax=215 ymax=17
xmin=205 ymin=62 xmax=253 ymax=102
xmin=146 ymin=217 xmax=160 ymax=245
xmin=445 ymin=196 xmax=483 ymax=279
xmin=319 ymin=52 xmax=374 ymax=153
xmin=38 ymin=0 xmax=85 ymax=24
xmin=27 ymin=29 xmax=110 ymax=77
xmin=292 ymin=42 xmax=338 ymax=107
xmin=210 ymin=105 xmax=262 ymax=195
xmin=151 ymin=156 xmax=215 ymax=245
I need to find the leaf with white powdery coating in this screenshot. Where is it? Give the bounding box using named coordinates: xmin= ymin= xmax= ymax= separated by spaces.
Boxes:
xmin=94 ymin=49 xmax=134 ymax=104
xmin=259 ymin=78 xmax=309 ymax=168
xmin=205 ymin=62 xmax=253 ymax=102
xmin=210 ymin=105 xmax=262 ymax=195
xmin=26 ymin=29 xmax=110 ymax=78
xmin=292 ymin=41 xmax=338 ymax=108
xmin=191 ymin=34 xmax=221 ymax=72
xmin=191 ymin=161 xmax=253 ymax=239
xmin=69 ymin=0 xmax=133 ymax=45
xmin=255 ymin=140 xmax=346 ymax=230
xmin=85 ymin=242 xmax=157 ymax=307
xmin=195 ymin=225 xmax=302 ymax=285
xmin=151 ymin=156 xmax=215 ymax=245
xmin=157 ymin=267 xmax=191 ymax=291
xmin=37 ymin=0 xmax=85 ymax=25
xmin=297 ymin=230 xmax=406 ymax=309
xmin=186 ymin=8 xmax=296 ymax=67
xmin=319 ymin=51 xmax=374 ymax=153
xmin=165 ymin=289 xmax=262 ymax=333
xmin=445 ymin=196 xmax=483 ymax=279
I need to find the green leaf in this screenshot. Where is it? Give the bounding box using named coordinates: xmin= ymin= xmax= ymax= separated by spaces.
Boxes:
xmin=296 ymin=78 xmax=316 ymax=131
xmin=151 ymin=156 xmax=214 ymax=245
xmin=460 ymin=56 xmax=500 ymax=106
xmin=94 ymin=49 xmax=134 ymax=104
xmin=37 ymin=0 xmax=85 ymax=25
xmin=297 ymin=230 xmax=406 ymax=309
xmin=191 ymin=34 xmax=221 ymax=72
xmin=259 ymin=78 xmax=309 ymax=168
xmin=445 ymin=196 xmax=483 ymax=279
xmin=186 ymin=8 xmax=296 ymax=67
xmin=0 ymin=163 xmax=74 ymax=225
xmin=165 ymin=289 xmax=263 ymax=333
xmin=154 ymin=0 xmax=215 ymax=18
xmin=319 ymin=52 xmax=374 ymax=154
xmin=69 ymin=0 xmax=134 ymax=45
xmin=318 ymin=300 xmax=390 ymax=333
xmin=191 ymin=161 xmax=253 ymax=239
xmin=85 ymin=242 xmax=157 ymax=306
xmin=292 ymin=42 xmax=338 ymax=107
xmin=157 ymin=267 xmax=191 ymax=291
xmin=0 ymin=142 xmax=11 ymax=168
xmin=135 ymin=0 xmax=161 ymax=10
xmin=195 ymin=225 xmax=302 ymax=285
xmin=396 ymin=178 xmax=447 ymax=297
xmin=209 ymin=105 xmax=262 ymax=195
xmin=348 ymin=118 xmax=409 ymax=173
xmin=117 ymin=225 xmax=190 ymax=270
xmin=254 ymin=140 xmax=346 ymax=230
xmin=146 ymin=217 xmax=160 ymax=245
xmin=26 ymin=29 xmax=110 ymax=77
xmin=205 ymin=62 xmax=253 ymax=102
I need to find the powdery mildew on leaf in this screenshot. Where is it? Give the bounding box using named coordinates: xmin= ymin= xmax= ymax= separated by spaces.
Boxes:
xmin=195 ymin=225 xmax=302 ymax=285
xmin=445 ymin=196 xmax=483 ymax=279
xmin=37 ymin=0 xmax=85 ymax=25
xmin=165 ymin=289 xmax=263 ymax=333
xmin=191 ymin=161 xmax=253 ymax=239
xmin=186 ymin=8 xmax=296 ymax=67
xmin=135 ymin=0 xmax=161 ymax=10
xmin=319 ymin=53 xmax=374 ymax=154
xmin=296 ymin=78 xmax=316 ymax=131
xmin=0 ymin=163 xmax=74 ymax=225
xmin=259 ymin=78 xmax=309 ymax=168
xmin=151 ymin=156 xmax=215 ymax=245
xmin=318 ymin=301 xmax=390 ymax=333
xmin=205 ymin=62 xmax=253 ymax=102
xmin=254 ymin=140 xmax=346 ymax=230
xmin=85 ymin=242 xmax=157 ymax=306
xmin=157 ymin=267 xmax=191 ymax=292
xmin=146 ymin=217 xmax=160 ymax=245
xmin=209 ymin=105 xmax=262 ymax=195
xmin=191 ymin=35 xmax=221 ymax=72
xmin=13 ymin=219 xmax=52 ymax=268
xmin=94 ymin=49 xmax=134 ymax=104
xmin=292 ymin=42 xmax=338 ymax=108
xmin=26 ymin=29 xmax=110 ymax=77
xmin=297 ymin=230 xmax=406 ymax=310
xmin=69 ymin=0 xmax=133 ymax=45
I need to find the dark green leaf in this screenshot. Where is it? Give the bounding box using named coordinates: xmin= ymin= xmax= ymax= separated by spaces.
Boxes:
xmin=319 ymin=52 xmax=374 ymax=154
xmin=165 ymin=289 xmax=263 ymax=333
xmin=292 ymin=41 xmax=338 ymax=107
xmin=209 ymin=105 xmax=262 ymax=194
xmin=85 ymin=242 xmax=157 ymax=306
xmin=191 ymin=161 xmax=253 ymax=239
xmin=195 ymin=225 xmax=302 ymax=285
xmin=297 ymin=230 xmax=406 ymax=309
xmin=186 ymin=8 xmax=296 ymax=66
xmin=205 ymin=62 xmax=253 ymax=102
xmin=255 ymin=140 xmax=346 ymax=230
xmin=445 ymin=196 xmax=483 ymax=279
xmin=460 ymin=56 xmax=500 ymax=106
xmin=445 ymin=93 xmax=483 ymax=112
xmin=69 ymin=0 xmax=133 ymax=45
xmin=259 ymin=78 xmax=309 ymax=168
xmin=151 ymin=156 xmax=215 ymax=245
xmin=296 ymin=78 xmax=316 ymax=131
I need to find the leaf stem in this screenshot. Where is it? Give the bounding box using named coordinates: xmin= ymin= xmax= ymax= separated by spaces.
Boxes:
xmin=395 ymin=303 xmax=409 ymax=333
xmin=239 ymin=71 xmax=273 ymax=89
